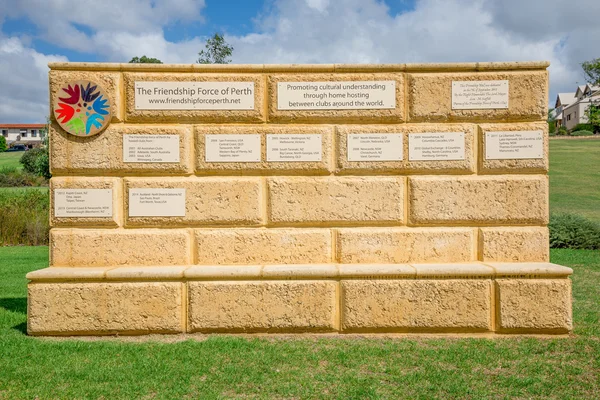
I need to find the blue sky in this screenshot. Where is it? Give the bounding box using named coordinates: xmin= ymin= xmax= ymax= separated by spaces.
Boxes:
xmin=0 ymin=0 xmax=598 ymax=122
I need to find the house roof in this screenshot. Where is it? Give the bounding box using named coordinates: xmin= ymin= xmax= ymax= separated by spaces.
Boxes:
xmin=0 ymin=124 xmax=45 ymax=129
xmin=586 ymin=84 xmax=600 ymax=91
xmin=575 ymin=85 xmax=587 ymax=99
xmin=556 ymin=92 xmax=576 ymax=107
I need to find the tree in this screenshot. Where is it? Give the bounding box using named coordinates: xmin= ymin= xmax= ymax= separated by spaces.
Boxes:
xmin=585 ymin=102 xmax=600 ymax=133
xmin=581 ymin=58 xmax=600 ymax=133
xmin=582 ymin=58 xmax=600 ymax=86
xmin=0 ymin=135 xmax=6 ymax=153
xmin=129 ymin=56 xmax=162 ymax=64
xmin=548 ymin=108 xmax=556 ymax=134
xmin=197 ymin=33 xmax=233 ymax=64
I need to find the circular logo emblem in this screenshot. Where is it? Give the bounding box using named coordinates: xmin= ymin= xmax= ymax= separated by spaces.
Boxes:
xmin=54 ymin=80 xmax=111 ymax=136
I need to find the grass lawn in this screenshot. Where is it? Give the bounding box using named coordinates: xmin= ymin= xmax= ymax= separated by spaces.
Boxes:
xmin=0 ymin=247 xmax=598 ymax=399
xmin=0 ymin=151 xmax=24 ymax=170
xmin=549 ymin=139 xmax=600 ymax=223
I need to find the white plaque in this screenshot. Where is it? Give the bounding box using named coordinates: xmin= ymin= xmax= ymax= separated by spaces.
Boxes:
xmin=267 ymin=134 xmax=322 ymax=162
xmin=485 ymin=130 xmax=544 ymax=160
xmin=409 ymin=132 xmax=465 ymax=161
xmin=55 ymin=189 xmax=112 ymax=217
xmin=452 ymin=80 xmax=509 ymax=109
xmin=205 ymin=134 xmax=261 ymax=162
xmin=277 ymin=81 xmax=396 ymax=110
xmin=134 ymin=81 xmax=254 ymax=110
xmin=347 ymin=134 xmax=403 ymax=161
xmin=123 ymin=135 xmax=180 ymax=163
xmin=129 ymin=189 xmax=186 ymax=217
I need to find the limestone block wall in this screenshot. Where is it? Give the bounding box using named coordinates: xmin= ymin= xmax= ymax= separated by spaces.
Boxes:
xmin=27 ymin=62 xmax=573 ymax=335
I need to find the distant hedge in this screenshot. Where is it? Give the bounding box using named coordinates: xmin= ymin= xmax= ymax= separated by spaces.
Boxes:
xmin=572 ymin=123 xmax=594 ymax=132
xmin=0 ymin=188 xmax=49 ymax=246
xmin=570 ymin=130 xmax=595 ymax=136
xmin=549 ymin=213 xmax=600 ymax=250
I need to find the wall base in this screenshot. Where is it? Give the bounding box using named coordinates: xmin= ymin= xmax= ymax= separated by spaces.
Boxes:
xmin=27 ymin=263 xmax=573 ymax=336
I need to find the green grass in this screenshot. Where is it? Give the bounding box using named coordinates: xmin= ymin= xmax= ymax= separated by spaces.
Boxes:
xmin=0 ymin=152 xmax=23 ymax=170
xmin=549 ymin=139 xmax=600 ymax=223
xmin=0 ymin=247 xmax=598 ymax=399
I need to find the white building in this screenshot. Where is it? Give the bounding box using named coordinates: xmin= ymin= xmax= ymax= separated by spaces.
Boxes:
xmin=554 ymin=84 xmax=600 ymax=132
xmin=0 ymin=124 xmax=46 ymax=147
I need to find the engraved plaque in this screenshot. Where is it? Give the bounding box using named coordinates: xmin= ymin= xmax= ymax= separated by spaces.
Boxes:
xmin=134 ymin=81 xmax=254 ymax=110
xmin=452 ymin=80 xmax=509 ymax=109
xmin=129 ymin=188 xmax=186 ymax=217
xmin=266 ymin=134 xmax=322 ymax=162
xmin=485 ymin=130 xmax=544 ymax=160
xmin=205 ymin=134 xmax=261 ymax=162
xmin=277 ymin=81 xmax=396 ymax=110
xmin=55 ymin=189 xmax=112 ymax=217
xmin=409 ymin=132 xmax=465 ymax=161
xmin=347 ymin=134 xmax=403 ymax=161
xmin=123 ymin=135 xmax=180 ymax=163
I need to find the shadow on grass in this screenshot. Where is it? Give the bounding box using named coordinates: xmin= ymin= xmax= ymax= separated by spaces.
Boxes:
xmin=0 ymin=298 xmax=28 ymax=334
xmin=0 ymin=297 xmax=26 ymax=315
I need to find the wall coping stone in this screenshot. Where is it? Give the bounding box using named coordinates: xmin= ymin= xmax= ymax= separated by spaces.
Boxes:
xmin=48 ymin=61 xmax=550 ymax=73
xmin=27 ymin=262 xmax=572 ymax=282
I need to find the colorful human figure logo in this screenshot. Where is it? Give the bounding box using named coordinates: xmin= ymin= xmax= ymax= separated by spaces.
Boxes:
xmin=54 ymin=80 xmax=111 ymax=136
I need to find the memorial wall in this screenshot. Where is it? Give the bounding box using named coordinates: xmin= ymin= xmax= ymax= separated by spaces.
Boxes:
xmin=27 ymin=62 xmax=573 ymax=335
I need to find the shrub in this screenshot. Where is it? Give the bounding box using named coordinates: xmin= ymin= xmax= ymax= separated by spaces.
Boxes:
xmin=549 ymin=213 xmax=600 ymax=250
xmin=0 ymin=167 xmax=46 ymax=187
xmin=19 ymin=147 xmax=51 ymax=179
xmin=571 ymin=130 xmax=594 ymax=136
xmin=20 ymin=148 xmax=45 ymax=174
xmin=0 ymin=188 xmax=49 ymax=246
xmin=572 ymin=123 xmax=594 ymax=132
xmin=34 ymin=150 xmax=51 ymax=179
xmin=0 ymin=136 xmax=6 ymax=152
xmin=557 ymin=126 xmax=568 ymax=136
xmin=548 ymin=121 xmax=556 ymax=134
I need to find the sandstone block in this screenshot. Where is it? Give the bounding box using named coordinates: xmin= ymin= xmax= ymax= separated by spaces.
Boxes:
xmin=124 ymin=177 xmax=263 ymax=226
xmin=408 ymin=71 xmax=548 ymax=122
xmin=480 ymin=227 xmax=549 ymax=262
xmin=49 ymin=70 xmax=122 ymax=123
xmin=267 ymin=73 xmax=405 ymax=123
xmin=195 ymin=125 xmax=333 ymax=174
xmin=341 ymin=280 xmax=492 ymax=331
xmin=479 ymin=122 xmax=549 ymax=173
xmin=336 ymin=227 xmax=476 ymax=263
xmin=336 ymin=124 xmax=476 ymax=174
xmin=28 ymin=282 xmax=183 ymax=334
xmin=188 ymin=281 xmax=338 ymax=332
xmin=50 ymin=123 xmax=193 ymax=175
xmin=496 ymin=279 xmax=572 ymax=332
xmin=123 ymin=73 xmax=265 ymax=123
xmin=408 ymin=175 xmax=548 ymax=225
xmin=194 ymin=228 xmax=331 ymax=264
xmin=50 ymin=229 xmax=191 ymax=267
xmin=268 ymin=177 xmax=405 ymax=225
xmin=50 ymin=177 xmax=121 ymax=227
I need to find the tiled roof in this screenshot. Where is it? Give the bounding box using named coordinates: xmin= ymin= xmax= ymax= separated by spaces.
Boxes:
xmin=0 ymin=124 xmax=45 ymax=129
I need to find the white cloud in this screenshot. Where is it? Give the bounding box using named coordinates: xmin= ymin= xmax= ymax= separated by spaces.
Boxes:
xmin=0 ymin=37 xmax=67 ymax=122
xmin=1 ymin=0 xmax=600 ymax=121
xmin=0 ymin=0 xmax=206 ymax=52
xmin=228 ymin=0 xmax=600 ymax=104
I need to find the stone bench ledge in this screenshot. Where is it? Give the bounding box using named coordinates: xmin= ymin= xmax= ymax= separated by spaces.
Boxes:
xmin=484 ymin=262 xmax=573 ymax=278
xmin=27 ymin=262 xmax=573 ymax=282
